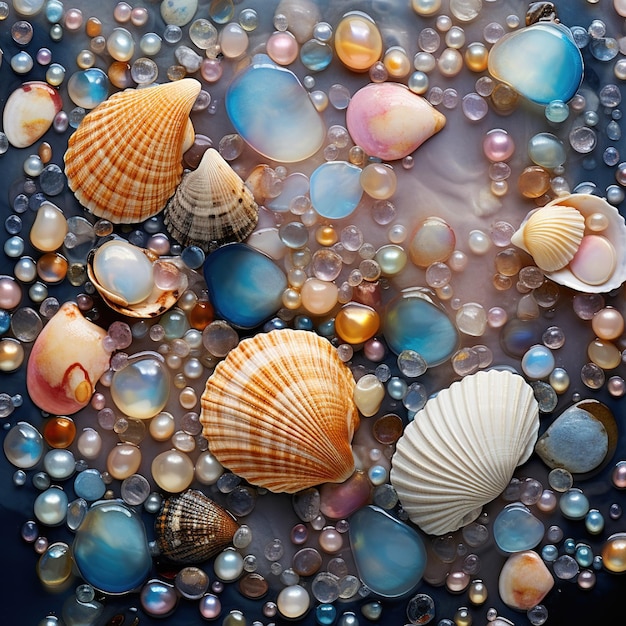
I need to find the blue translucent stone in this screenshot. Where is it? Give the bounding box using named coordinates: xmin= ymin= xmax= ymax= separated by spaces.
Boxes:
xmin=487 ymin=22 xmax=583 ymax=105
xmin=74 ymin=468 xmax=106 ymax=502
xmin=0 ymin=310 xmax=11 ymax=334
xmin=499 ymin=318 xmax=544 ymax=358
xmin=383 ymin=288 xmax=459 ymax=366
xmin=575 ymin=543 xmax=594 ymax=568
xmin=265 ymin=172 xmax=309 ymax=213
xmin=316 ymin=603 xmax=337 ymax=625
xmin=541 ymin=544 xmax=558 ymax=562
xmin=349 ymin=505 xmax=426 ymax=598
xmin=181 ymin=245 xmax=205 ymax=269
xmin=585 ymin=509 xmax=605 ymax=535
xmin=521 ymin=344 xmax=555 ymax=379
xmin=226 ymin=55 xmax=325 ymax=163
xmin=160 ymin=308 xmax=190 ymax=340
xmin=559 ymin=488 xmax=590 ymax=520
xmin=111 ymin=355 xmax=170 ymax=419
xmin=528 ymin=132 xmax=566 ymax=168
xmin=493 ymin=503 xmax=545 ymax=553
xmin=3 ymin=421 xmax=44 ymax=468
xmin=44 ymin=0 xmax=64 ymax=23
xmin=300 ymin=39 xmax=333 ymax=72
xmin=203 ymin=243 xmax=287 ymax=329
xmin=73 ymin=500 xmax=151 ymax=594
xmin=67 ymin=68 xmax=110 ymax=109
xmin=310 ymin=161 xmax=363 ymax=219
xmin=294 ymin=315 xmax=313 ymax=331
xmin=535 ymin=405 xmax=609 ymax=474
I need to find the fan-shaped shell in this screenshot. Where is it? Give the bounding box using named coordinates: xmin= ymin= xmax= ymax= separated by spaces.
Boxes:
xmin=155 ymin=489 xmax=239 ymax=564
xmin=510 ymin=203 xmax=585 ymax=271
xmin=64 ymin=78 xmax=201 ymax=224
xmin=390 ymin=370 xmax=539 ymax=536
xmin=200 ymin=329 xmax=359 ymax=494
xmin=163 ymin=148 xmax=259 ymax=251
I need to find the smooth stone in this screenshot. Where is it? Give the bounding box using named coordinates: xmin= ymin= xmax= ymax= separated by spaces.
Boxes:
xmin=67 ymin=68 xmax=110 ymax=109
xmin=346 ymin=82 xmax=446 ymax=161
xmin=3 ymin=81 xmax=63 ymax=148
xmin=493 ymin=503 xmax=545 ymax=553
xmin=569 ymin=235 xmax=616 ymax=286
xmin=535 ymin=401 xmax=615 ymax=474
xmin=320 ymin=471 xmax=371 ymax=519
xmin=3 ymin=421 xmax=44 ymax=468
xmin=292 ymin=488 xmax=321 ymax=522
xmin=409 ymin=217 xmax=456 ymax=268
xmin=335 ymin=303 xmax=380 ymax=344
xmin=30 ymin=201 xmax=68 ymax=252
xmin=498 ymin=550 xmax=554 ymax=611
xmin=140 ymin=579 xmax=179 ymax=617
xmin=488 ymin=22 xmax=583 ymax=105
xmin=528 ymin=132 xmax=566 ymax=169
xmin=62 ymin=596 xmax=104 ymax=626
xmin=334 ymin=12 xmax=383 ymax=72
xmin=499 ymin=318 xmax=544 ymax=359
xmin=226 ymin=54 xmax=325 ymax=162
xmin=353 ymin=373 xmax=385 ymax=417
xmin=383 ymin=287 xmax=459 ymax=366
xmin=203 ymin=243 xmax=287 ymax=329
xmin=26 ymin=302 xmax=110 ymax=415
xmin=602 ymin=533 xmax=626 ymax=573
xmin=37 ymin=542 xmax=73 ymax=589
xmin=160 ymin=0 xmax=198 ymax=26
xmin=309 ymin=161 xmax=363 ymax=219
xmin=73 ymin=500 xmax=152 ymax=594
xmin=349 ymin=505 xmax=426 ymax=597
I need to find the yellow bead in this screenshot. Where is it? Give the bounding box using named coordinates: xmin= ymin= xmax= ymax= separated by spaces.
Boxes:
xmin=334 ymin=12 xmax=382 ymax=72
xmin=0 ymin=338 xmax=25 ymax=372
xmin=316 ymin=225 xmax=338 ymax=247
xmin=464 ymin=42 xmax=489 ymax=72
xmin=587 ymin=338 xmax=621 ymax=370
xmin=602 ymin=533 xmax=626 ymax=572
xmin=335 ymin=303 xmax=380 ymax=344
xmin=282 ymin=287 xmax=302 ymax=310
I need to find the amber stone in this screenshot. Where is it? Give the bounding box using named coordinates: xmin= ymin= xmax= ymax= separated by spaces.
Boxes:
xmin=490 ymin=82 xmax=519 ymax=115
xmin=335 ymin=303 xmax=380 ymax=344
xmin=602 ymin=533 xmax=626 ymax=573
xmin=37 ymin=252 xmax=68 ymax=283
xmin=238 ymin=572 xmax=269 ymax=599
xmin=189 ymin=300 xmax=214 ymax=330
xmin=373 ymin=413 xmax=403 ymax=445
xmin=409 ymin=217 xmax=456 ymax=268
xmin=107 ymin=61 xmax=134 ymax=89
xmin=43 ymin=416 xmax=77 ymax=449
xmin=86 ymin=17 xmax=102 ymax=37
xmin=517 ymin=165 xmax=551 ymax=198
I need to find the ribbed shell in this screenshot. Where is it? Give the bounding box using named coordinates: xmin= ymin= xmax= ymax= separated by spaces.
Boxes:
xmin=511 ymin=203 xmax=585 ymax=272
xmin=390 ymin=370 xmax=539 ymax=536
xmin=164 ymin=148 xmax=259 ymax=251
xmin=200 ymin=329 xmax=359 ymax=494
xmin=155 ymin=489 xmax=239 ymax=564
xmin=64 ymin=78 xmax=201 ymax=224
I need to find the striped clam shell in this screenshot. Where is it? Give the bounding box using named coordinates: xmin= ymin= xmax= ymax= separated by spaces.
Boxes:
xmin=64 ymin=78 xmax=201 ymax=224
xmin=164 ymin=148 xmax=259 ymax=251
xmin=200 ymin=329 xmax=359 ymax=494
xmin=155 ymin=489 xmax=239 ymax=564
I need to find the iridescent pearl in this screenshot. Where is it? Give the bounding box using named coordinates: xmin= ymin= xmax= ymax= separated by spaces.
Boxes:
xmin=199 ymin=594 xmax=222 ymax=620
xmin=151 ymin=449 xmax=194 ymax=492
xmin=277 ymin=584 xmax=310 ymax=619
xmin=521 ymin=344 xmax=555 ymax=379
xmin=140 ymin=32 xmax=162 ymax=56
xmin=34 ymin=487 xmax=68 ymax=526
xmin=465 ymin=42 xmax=489 ymax=72
xmin=569 ymin=236 xmax=616 ymax=286
xmin=383 ymin=46 xmax=411 ymax=78
xmin=107 ymin=27 xmax=135 ymax=62
xmin=77 ymin=428 xmax=102 ymax=460
xmin=149 ymin=412 xmax=176 ymax=441
xmin=437 ymin=48 xmax=463 ymax=77
xmin=360 ymin=163 xmax=397 ymax=199
xmin=602 ymin=533 xmax=626 ymax=573
xmin=266 ymin=31 xmax=299 ymax=65
xmin=483 ymin=129 xmax=515 ymax=162
xmin=43 ymin=449 xmax=76 ymax=480
xmin=411 ymin=0 xmax=441 ymax=16
xmin=319 ymin=527 xmax=343 ymax=553
xmin=63 ymin=7 xmax=83 ymax=30
xmin=140 ymin=579 xmax=178 ymax=617
xmin=195 ymin=450 xmax=224 ymax=484
xmin=214 ymin=548 xmax=244 ymax=582
xmin=375 ymin=245 xmax=407 ymax=276
xmin=334 ymin=12 xmax=382 ymax=72
xmin=0 ymin=275 xmax=22 ymax=309
xmin=559 ymin=488 xmax=590 ymax=520
xmin=106 ymin=443 xmax=142 ymax=480
xmin=549 ymin=367 xmax=570 ymax=394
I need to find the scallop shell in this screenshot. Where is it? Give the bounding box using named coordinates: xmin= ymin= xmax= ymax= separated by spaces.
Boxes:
xmin=514 ymin=193 xmax=626 ymax=293
xmin=64 ymin=78 xmax=202 ymax=224
xmin=155 ymin=489 xmax=239 ymax=564
xmin=86 ymin=245 xmax=189 ymax=318
xmin=510 ymin=203 xmax=585 ymax=272
xmin=163 ymin=148 xmax=259 ymax=251
xmin=390 ymin=370 xmax=539 ymax=536
xmin=200 ymin=328 xmax=359 ymax=494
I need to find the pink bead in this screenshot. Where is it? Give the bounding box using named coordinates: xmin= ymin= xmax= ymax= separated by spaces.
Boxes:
xmin=612 ymin=461 xmax=626 ymax=489
xmin=64 ymin=8 xmax=83 ymax=30
xmin=319 ymin=527 xmax=343 ymax=553
xmin=364 ymin=337 xmax=386 ymax=361
xmin=113 ymin=2 xmax=132 ymax=23
xmin=482 ymin=128 xmax=515 ymax=162
xmin=266 ymin=31 xmax=299 ymax=65
xmin=131 ymin=7 xmax=148 ymax=26
xmin=487 ymin=305 xmax=508 ymax=328
xmin=201 ymin=58 xmax=223 ymax=83
xmin=0 ymin=276 xmax=22 ymax=309
xmin=199 ymin=594 xmax=221 ymax=620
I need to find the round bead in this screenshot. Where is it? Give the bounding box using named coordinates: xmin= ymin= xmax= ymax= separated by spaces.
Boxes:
xmin=334 ymin=12 xmax=382 ymax=71
xmin=277 ymin=584 xmax=310 ymax=619
xmin=151 ymin=449 xmax=194 ymax=493
xmin=521 ymin=344 xmax=555 ymax=379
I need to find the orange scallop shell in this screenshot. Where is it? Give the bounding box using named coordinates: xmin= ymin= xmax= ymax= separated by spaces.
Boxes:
xmin=200 ymin=329 xmax=359 ymax=494
xmin=64 ymin=78 xmax=201 ymax=224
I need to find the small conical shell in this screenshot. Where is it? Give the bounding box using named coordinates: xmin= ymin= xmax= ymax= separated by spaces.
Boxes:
xmin=390 ymin=370 xmax=539 ymax=536
xmin=200 ymin=329 xmax=359 ymax=494
xmin=64 ymin=78 xmax=202 ymax=224
xmin=511 ymin=203 xmax=585 ymax=272
xmin=155 ymin=489 xmax=239 ymax=564
xmin=163 ymin=148 xmax=259 ymax=251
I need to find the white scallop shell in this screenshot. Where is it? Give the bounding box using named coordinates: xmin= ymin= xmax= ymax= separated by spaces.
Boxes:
xmin=390 ymin=370 xmax=539 ymax=536
xmin=514 ymin=193 xmax=626 ymax=293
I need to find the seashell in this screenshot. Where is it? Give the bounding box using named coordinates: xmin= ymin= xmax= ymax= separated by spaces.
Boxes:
xmin=87 ymin=239 xmax=189 ymax=318
xmin=510 ymin=203 xmax=585 ymax=272
xmin=346 ymin=82 xmax=446 ymax=161
xmin=390 ymin=370 xmax=539 ymax=536
xmin=163 ymin=148 xmax=259 ymax=251
xmin=26 ymin=301 xmax=111 ymax=415
xmin=155 ymin=489 xmax=239 ymax=564
xmin=3 ymin=81 xmax=63 ymax=148
xmin=200 ymin=328 xmax=359 ymax=494
xmin=64 ymin=78 xmax=201 ymax=224
xmin=513 ymin=193 xmax=626 ymax=293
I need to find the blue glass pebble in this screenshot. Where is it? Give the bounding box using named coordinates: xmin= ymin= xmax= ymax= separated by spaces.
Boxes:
xmin=564 ymin=537 xmax=576 ymax=554
xmin=5 ymin=214 xmax=22 ymax=234
xmin=181 ymin=245 xmax=205 ymax=270
xmin=316 ymin=603 xmax=337 ymax=625
xmin=263 ymin=317 xmax=288 ymax=332
xmin=67 ymin=68 xmax=110 ymax=109
xmin=541 ymin=544 xmax=558 ymax=562
xmin=300 ymin=39 xmax=333 ymax=72
xmin=0 ymin=311 xmax=11 ymax=334
xmin=560 ymin=489 xmax=590 ymax=520
xmin=44 ymin=0 xmax=64 ymax=23
xmin=294 ymin=315 xmax=313 ymax=331
xmin=349 ymin=505 xmax=426 ymax=598
xmin=310 ymin=161 xmax=363 ymax=219
xmin=39 ymin=164 xmax=65 ymax=196
xmin=317 ymin=319 xmax=335 ymax=337
xmin=383 ymin=288 xmax=459 ymax=366
xmin=73 ymin=500 xmax=152 ymax=594
xmin=203 ymin=243 xmax=287 ymax=329
xmin=74 ymin=468 xmax=106 ymax=502
xmin=585 ymin=509 xmax=604 ymax=535
xmin=545 ymin=100 xmax=569 ymax=123
xmin=493 ymin=503 xmax=545 ymax=553
xmin=521 ymin=344 xmax=555 ymax=379
xmin=226 ymin=54 xmax=325 ymax=162
xmin=575 ymin=543 xmax=594 ymax=568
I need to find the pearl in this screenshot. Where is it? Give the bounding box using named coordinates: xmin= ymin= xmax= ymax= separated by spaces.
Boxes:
xmin=219 ymin=22 xmax=249 ymax=59
xmin=334 ymin=12 xmax=382 ymax=72
xmin=199 ymin=594 xmax=222 ymax=620
xmin=437 ymin=48 xmax=463 ymax=77
xmin=383 ymin=46 xmax=411 ymax=78
xmin=591 ymin=307 xmax=624 ymax=340
xmin=483 ymin=129 xmax=515 ymax=162
xmin=43 ymin=449 xmax=76 ymax=480
xmin=107 ymin=27 xmax=135 ymax=62
xmin=411 ymin=0 xmax=442 ymax=16
xmin=468 ymin=229 xmax=491 ymax=254
xmin=151 ymin=449 xmax=194 ymax=493
xmin=34 ymin=487 xmax=68 ymax=526
xmin=301 ymin=278 xmax=338 ymax=315
xmin=266 ymin=31 xmax=299 ymax=65
xmin=77 ymin=428 xmax=102 ymax=459
xmin=214 ymin=548 xmax=244 ymax=582
xmin=277 ymin=584 xmax=310 ymax=619
xmin=195 ymin=450 xmax=224 ymax=484
xmin=0 ymin=275 xmax=23 ymax=309
xmin=465 ymin=42 xmax=488 ymax=71
xmin=140 ymin=579 xmax=178 ymax=617
xmin=106 ymin=443 xmax=142 ymax=480
xmin=360 ymin=163 xmax=397 ymax=199
xmin=522 ymin=344 xmax=555 ymax=379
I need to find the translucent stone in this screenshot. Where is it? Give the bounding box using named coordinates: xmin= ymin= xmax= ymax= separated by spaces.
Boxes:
xmin=310 ymin=161 xmax=363 ymax=219
xmin=73 ymin=468 xmax=106 ymax=501
xmin=3 ymin=421 xmax=44 ymax=468
xmin=319 ymin=472 xmax=371 ymax=519
xmin=553 ymin=554 xmax=579 ymax=580
xmin=311 ymin=572 xmax=340 ymax=603
xmin=226 ymin=54 xmax=325 ymax=162
xmin=37 ymin=542 xmax=73 ymax=589
xmin=494 ymin=503 xmax=545 ymax=553
xmin=569 ymin=125 xmax=597 ymax=153
xmin=335 ymin=304 xmax=379 ymax=345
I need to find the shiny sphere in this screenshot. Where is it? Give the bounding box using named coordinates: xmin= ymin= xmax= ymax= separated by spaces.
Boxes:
xmin=11 ymin=50 xmax=34 ymax=73
xmin=483 ymin=129 xmax=515 ymax=162
xmin=360 ymin=163 xmax=397 ymax=199
xmin=107 ymin=27 xmax=135 ymax=62
xmin=151 ymin=449 xmax=194 ymax=492
xmin=195 ymin=450 xmax=224 ymax=484
xmin=437 ymin=48 xmax=463 ymax=77
xmin=266 ymin=31 xmax=299 ymax=65
xmin=0 ymin=276 xmax=22 ymax=309
xmin=219 ymin=22 xmax=249 ymax=59
xmin=214 ymin=548 xmax=244 ymax=582
xmin=521 ymin=344 xmax=555 ymax=379
xmin=34 ymin=487 xmax=68 ymax=526
xmin=106 ymin=443 xmax=142 ymax=480
xmin=334 ymin=12 xmax=383 ymax=72
xmin=465 ymin=42 xmax=488 ymax=72
xmin=559 ymin=488 xmax=590 ymax=520
xmin=277 ymin=584 xmax=310 ymax=619
xmin=411 ymin=0 xmax=442 ymax=15
xmin=591 ymin=307 xmax=624 ymax=340
xmin=383 ymin=46 xmax=411 ymax=78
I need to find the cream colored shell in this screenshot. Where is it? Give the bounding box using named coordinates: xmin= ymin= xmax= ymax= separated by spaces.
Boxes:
xmin=390 ymin=370 xmax=539 ymax=536
xmin=510 ymin=203 xmax=585 ymax=272
xmin=200 ymin=329 xmax=359 ymax=494
xmin=164 ymin=148 xmax=259 ymax=251
xmin=64 ymin=78 xmax=201 ymax=224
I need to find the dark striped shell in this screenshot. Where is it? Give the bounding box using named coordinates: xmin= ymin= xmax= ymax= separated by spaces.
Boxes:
xmin=155 ymin=489 xmax=239 ymax=564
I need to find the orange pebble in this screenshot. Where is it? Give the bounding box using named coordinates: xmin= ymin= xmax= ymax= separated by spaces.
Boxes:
xmin=43 ymin=416 xmax=77 ymax=448
xmin=190 ymin=300 xmax=214 ymax=330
